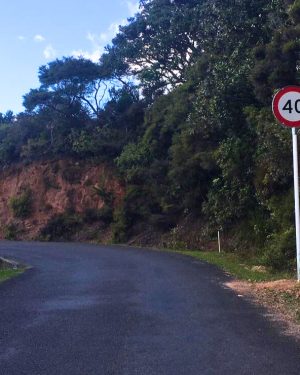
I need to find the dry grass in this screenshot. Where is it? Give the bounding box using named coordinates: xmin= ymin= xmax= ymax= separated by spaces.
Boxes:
xmin=226 ymin=279 xmax=300 ymax=339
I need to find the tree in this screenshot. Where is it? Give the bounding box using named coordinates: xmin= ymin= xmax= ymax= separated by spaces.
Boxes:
xmin=24 ymin=57 xmax=109 ymax=120
xmin=0 ymin=110 xmax=14 ymax=124
xmin=252 ymin=0 xmax=300 ymax=103
xmin=101 ymin=0 xmax=204 ymax=99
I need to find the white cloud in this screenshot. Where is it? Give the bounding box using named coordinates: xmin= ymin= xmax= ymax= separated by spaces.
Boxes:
xmin=127 ymin=1 xmax=139 ymax=16
xmin=89 ymin=20 xmax=126 ymax=45
xmin=100 ymin=33 xmax=108 ymax=42
xmin=72 ymin=19 xmax=127 ymax=63
xmin=17 ymin=35 xmax=26 ymax=41
xmin=109 ymin=21 xmax=126 ymax=35
xmin=34 ymin=34 xmax=45 ymax=42
xmin=72 ymin=48 xmax=104 ymax=63
xmin=43 ymin=44 xmax=56 ymax=59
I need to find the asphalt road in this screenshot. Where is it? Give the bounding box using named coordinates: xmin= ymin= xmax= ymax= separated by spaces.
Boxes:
xmin=0 ymin=241 xmax=299 ymax=375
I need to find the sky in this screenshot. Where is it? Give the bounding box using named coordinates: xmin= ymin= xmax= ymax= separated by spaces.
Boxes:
xmin=0 ymin=0 xmax=139 ymax=114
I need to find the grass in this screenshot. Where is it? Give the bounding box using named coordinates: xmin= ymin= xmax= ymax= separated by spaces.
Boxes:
xmin=175 ymin=250 xmax=293 ymax=282
xmin=0 ymin=268 xmax=23 ymax=283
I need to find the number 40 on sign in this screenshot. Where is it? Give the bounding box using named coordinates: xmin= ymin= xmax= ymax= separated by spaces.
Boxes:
xmin=273 ymin=86 xmax=300 ymax=281
xmin=273 ymin=86 xmax=300 ymax=127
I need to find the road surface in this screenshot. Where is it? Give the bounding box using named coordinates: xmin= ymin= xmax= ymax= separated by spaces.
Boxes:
xmin=0 ymin=241 xmax=299 ymax=374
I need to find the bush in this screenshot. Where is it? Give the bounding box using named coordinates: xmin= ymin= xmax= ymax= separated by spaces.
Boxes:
xmin=62 ymin=166 xmax=82 ymax=183
xmin=4 ymin=223 xmax=19 ymax=240
xmin=93 ymin=186 xmax=115 ymax=206
xmin=40 ymin=213 xmax=83 ymax=240
xmin=83 ymin=206 xmax=113 ymax=225
xmin=263 ymin=228 xmax=296 ymax=271
xmin=149 ymin=213 xmax=176 ymax=231
xmin=83 ymin=208 xmax=100 ymax=223
xmin=98 ymin=206 xmax=113 ymax=224
xmin=112 ymin=207 xmax=128 ymax=243
xmin=43 ymin=176 xmax=60 ymax=190
xmin=9 ymin=190 xmax=33 ymax=219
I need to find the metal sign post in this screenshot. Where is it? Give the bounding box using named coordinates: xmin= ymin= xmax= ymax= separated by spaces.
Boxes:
xmin=292 ymin=128 xmax=300 ymax=281
xmin=273 ymin=86 xmax=300 ymax=281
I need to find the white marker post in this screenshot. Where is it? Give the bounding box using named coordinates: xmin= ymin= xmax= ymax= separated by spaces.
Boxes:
xmin=273 ymin=86 xmax=300 ymax=281
xmin=218 ymin=230 xmax=221 ymax=253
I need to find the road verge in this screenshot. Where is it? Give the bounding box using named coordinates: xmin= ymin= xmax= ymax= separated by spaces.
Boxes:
xmin=0 ymin=257 xmax=24 ymax=283
xmin=175 ymin=250 xmax=300 ymax=338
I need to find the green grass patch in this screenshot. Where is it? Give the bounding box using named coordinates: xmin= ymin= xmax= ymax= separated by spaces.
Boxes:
xmin=176 ymin=251 xmax=293 ymax=282
xmin=0 ymin=268 xmax=23 ymax=283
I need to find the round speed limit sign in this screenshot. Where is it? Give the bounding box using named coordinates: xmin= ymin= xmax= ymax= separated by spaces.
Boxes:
xmin=273 ymin=86 xmax=300 ymax=127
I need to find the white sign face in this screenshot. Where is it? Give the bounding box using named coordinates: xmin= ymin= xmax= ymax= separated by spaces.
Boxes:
xmin=273 ymin=86 xmax=300 ymax=127
xmin=278 ymin=91 xmax=300 ymax=122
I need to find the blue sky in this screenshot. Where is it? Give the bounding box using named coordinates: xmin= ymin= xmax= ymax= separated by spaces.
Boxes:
xmin=0 ymin=0 xmax=139 ymax=114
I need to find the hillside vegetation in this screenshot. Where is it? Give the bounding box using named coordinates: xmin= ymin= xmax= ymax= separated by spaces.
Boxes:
xmin=1 ymin=0 xmax=300 ymax=272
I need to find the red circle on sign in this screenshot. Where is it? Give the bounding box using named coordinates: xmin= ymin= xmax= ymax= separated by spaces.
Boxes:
xmin=272 ymin=86 xmax=300 ymax=127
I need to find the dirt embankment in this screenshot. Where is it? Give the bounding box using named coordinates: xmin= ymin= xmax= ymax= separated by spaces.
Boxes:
xmin=0 ymin=159 xmax=123 ymax=240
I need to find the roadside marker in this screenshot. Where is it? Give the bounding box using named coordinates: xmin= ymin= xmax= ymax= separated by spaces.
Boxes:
xmin=218 ymin=230 xmax=221 ymax=253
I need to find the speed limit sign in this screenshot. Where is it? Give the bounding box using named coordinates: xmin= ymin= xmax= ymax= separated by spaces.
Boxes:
xmin=272 ymin=86 xmax=300 ymax=127
xmin=272 ymin=86 xmax=300 ymax=281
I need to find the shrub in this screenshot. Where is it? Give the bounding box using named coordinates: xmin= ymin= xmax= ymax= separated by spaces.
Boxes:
xmin=83 ymin=208 xmax=99 ymax=223
xmin=62 ymin=166 xmax=82 ymax=183
xmin=263 ymin=227 xmax=296 ymax=271
xmin=112 ymin=207 xmax=128 ymax=243
xmin=98 ymin=206 xmax=113 ymax=224
xmin=83 ymin=206 xmax=113 ymax=225
xmin=93 ymin=185 xmax=115 ymax=206
xmin=43 ymin=176 xmax=60 ymax=190
xmin=4 ymin=223 xmax=19 ymax=240
xmin=9 ymin=190 xmax=33 ymax=219
xmin=40 ymin=213 xmax=83 ymax=241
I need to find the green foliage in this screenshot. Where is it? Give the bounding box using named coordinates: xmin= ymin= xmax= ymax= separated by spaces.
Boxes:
xmin=9 ymin=190 xmax=33 ymax=219
xmin=40 ymin=213 xmax=83 ymax=241
xmin=290 ymin=0 xmax=300 ymax=22
xmin=24 ymin=57 xmax=105 ymax=119
xmin=0 ymin=111 xmax=14 ymax=124
xmin=116 ymin=141 xmax=152 ymax=183
xmin=83 ymin=206 xmax=113 ymax=225
xmin=252 ymin=2 xmax=300 ymax=103
xmin=0 ymin=268 xmax=23 ymax=283
xmin=112 ymin=207 xmax=129 ymax=243
xmin=203 ymin=178 xmax=254 ymax=228
xmin=263 ymin=228 xmax=296 ymax=270
xmin=62 ymin=165 xmax=82 ymax=184
xmin=93 ymin=184 xmax=115 ymax=206
xmin=98 ymin=206 xmax=113 ymax=225
xmin=112 ymin=1 xmax=300 ymax=273
xmin=111 ymin=184 xmax=160 ymax=243
xmin=246 ymin=107 xmax=292 ymax=199
xmin=4 ymin=223 xmax=19 ymax=240
xmin=102 ymin=0 xmax=201 ymax=97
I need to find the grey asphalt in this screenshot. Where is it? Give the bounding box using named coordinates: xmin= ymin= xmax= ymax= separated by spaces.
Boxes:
xmin=0 ymin=241 xmax=299 ymax=375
